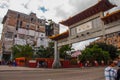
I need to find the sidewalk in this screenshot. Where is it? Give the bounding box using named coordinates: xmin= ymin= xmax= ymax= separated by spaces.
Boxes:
xmin=0 ymin=65 xmax=45 ymax=71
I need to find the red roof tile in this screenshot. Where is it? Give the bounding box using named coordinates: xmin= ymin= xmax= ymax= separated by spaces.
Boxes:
xmin=49 ymin=30 xmax=69 ymax=40
xmin=60 ymin=0 xmax=115 ymax=26
xmin=101 ymin=10 xmax=120 ymax=24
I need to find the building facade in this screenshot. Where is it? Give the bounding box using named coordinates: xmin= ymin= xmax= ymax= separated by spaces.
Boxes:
xmin=1 ymin=9 xmax=59 ymax=61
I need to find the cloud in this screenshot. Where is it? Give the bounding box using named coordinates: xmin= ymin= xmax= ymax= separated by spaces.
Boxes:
xmin=0 ymin=17 xmax=2 ymax=22
xmin=53 ymin=0 xmax=99 ymax=23
xmin=68 ymin=0 xmax=98 ymax=15
xmin=72 ymin=38 xmax=100 ymax=50
xmin=0 ymin=3 xmax=9 ymax=8
xmin=54 ymin=6 xmax=69 ymax=20
xmin=59 ymin=24 xmax=68 ymax=33
xmin=0 ymin=0 xmax=9 ymax=9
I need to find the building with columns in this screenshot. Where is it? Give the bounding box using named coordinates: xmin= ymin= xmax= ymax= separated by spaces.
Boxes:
xmin=1 ymin=9 xmax=59 ymax=61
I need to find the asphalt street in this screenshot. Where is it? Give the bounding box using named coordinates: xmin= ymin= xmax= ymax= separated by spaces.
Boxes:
xmin=0 ymin=66 xmax=105 ymax=80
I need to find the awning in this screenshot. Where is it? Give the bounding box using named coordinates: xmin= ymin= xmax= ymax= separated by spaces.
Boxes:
xmin=71 ymin=50 xmax=81 ymax=57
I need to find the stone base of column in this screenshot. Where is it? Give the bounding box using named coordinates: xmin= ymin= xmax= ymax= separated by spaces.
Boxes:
xmin=52 ymin=60 xmax=61 ymax=68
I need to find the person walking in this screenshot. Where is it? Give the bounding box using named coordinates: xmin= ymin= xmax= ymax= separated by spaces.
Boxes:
xmin=104 ymin=60 xmax=117 ymax=80
xmin=116 ymin=67 xmax=120 ymax=80
xmin=117 ymin=59 xmax=120 ymax=67
xmin=116 ymin=58 xmax=120 ymax=80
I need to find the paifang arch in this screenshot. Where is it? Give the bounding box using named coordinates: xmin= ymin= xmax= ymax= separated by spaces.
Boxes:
xmin=50 ymin=0 xmax=120 ymax=47
xmin=50 ymin=0 xmax=120 ymax=68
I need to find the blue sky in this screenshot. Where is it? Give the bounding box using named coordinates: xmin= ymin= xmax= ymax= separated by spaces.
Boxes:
xmin=0 ymin=0 xmax=120 ymax=50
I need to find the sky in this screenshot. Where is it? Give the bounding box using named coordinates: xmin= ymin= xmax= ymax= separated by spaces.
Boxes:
xmin=0 ymin=0 xmax=120 ymax=50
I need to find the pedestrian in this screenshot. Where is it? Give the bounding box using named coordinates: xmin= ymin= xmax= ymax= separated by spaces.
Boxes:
xmin=116 ymin=66 xmax=120 ymax=80
xmin=37 ymin=62 xmax=39 ymax=68
xmin=117 ymin=58 xmax=120 ymax=67
xmin=104 ymin=60 xmax=117 ymax=80
xmin=116 ymin=58 xmax=120 ymax=80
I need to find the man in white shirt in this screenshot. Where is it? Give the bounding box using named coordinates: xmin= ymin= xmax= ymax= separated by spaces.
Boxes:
xmin=104 ymin=60 xmax=117 ymax=80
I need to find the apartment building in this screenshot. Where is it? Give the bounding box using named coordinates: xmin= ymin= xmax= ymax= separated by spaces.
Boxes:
xmin=95 ymin=31 xmax=120 ymax=49
xmin=1 ymin=9 xmax=59 ymax=61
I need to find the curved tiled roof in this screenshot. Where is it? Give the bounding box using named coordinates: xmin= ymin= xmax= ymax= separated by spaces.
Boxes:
xmin=60 ymin=0 xmax=115 ymax=26
xmin=49 ymin=30 xmax=69 ymax=40
xmin=101 ymin=10 xmax=120 ymax=24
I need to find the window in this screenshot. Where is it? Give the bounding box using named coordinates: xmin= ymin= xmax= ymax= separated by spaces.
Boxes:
xmin=5 ymin=32 xmax=13 ymax=38
xmin=41 ymin=21 xmax=45 ymax=26
xmin=29 ymin=36 xmax=34 ymax=40
xmin=17 ymin=14 xmax=20 ymax=18
xmin=19 ymin=34 xmax=25 ymax=39
xmin=16 ymin=20 xmax=19 ymax=30
xmin=26 ymin=24 xmax=29 ymax=29
xmin=41 ymin=34 xmax=44 ymax=36
xmin=118 ymin=32 xmax=120 ymax=36
xmin=37 ymin=26 xmax=39 ymax=29
xmin=20 ymin=21 xmax=22 ymax=28
xmin=40 ymin=38 xmax=44 ymax=41
xmin=14 ymin=34 xmax=17 ymax=38
xmin=31 ymin=18 xmax=33 ymax=22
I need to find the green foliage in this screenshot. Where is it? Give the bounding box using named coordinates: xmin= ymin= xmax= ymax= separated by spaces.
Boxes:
xmin=36 ymin=42 xmax=54 ymax=58
xmin=70 ymin=59 xmax=77 ymax=65
xmin=59 ymin=44 xmax=74 ymax=59
xmin=87 ymin=42 xmax=117 ymax=60
xmin=117 ymin=50 xmax=120 ymax=56
xmin=12 ymin=44 xmax=33 ymax=59
xmin=79 ymin=44 xmax=110 ymax=63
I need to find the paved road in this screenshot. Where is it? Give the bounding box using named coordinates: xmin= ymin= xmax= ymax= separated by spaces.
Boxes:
xmin=0 ymin=66 xmax=105 ymax=80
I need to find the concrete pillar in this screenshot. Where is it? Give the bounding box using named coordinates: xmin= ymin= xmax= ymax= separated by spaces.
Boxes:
xmin=100 ymin=12 xmax=106 ymax=37
xmin=10 ymin=53 xmax=13 ymax=61
xmin=0 ymin=53 xmax=2 ymax=61
xmin=52 ymin=41 xmax=61 ymax=68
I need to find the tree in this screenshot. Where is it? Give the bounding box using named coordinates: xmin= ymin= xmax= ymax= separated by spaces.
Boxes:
xmin=36 ymin=42 xmax=54 ymax=58
xmin=117 ymin=50 xmax=120 ymax=56
xmin=79 ymin=44 xmax=110 ymax=64
xmin=59 ymin=44 xmax=74 ymax=60
xmin=87 ymin=42 xmax=118 ymax=60
xmin=12 ymin=44 xmax=33 ymax=59
xmin=36 ymin=45 xmax=47 ymax=58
